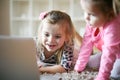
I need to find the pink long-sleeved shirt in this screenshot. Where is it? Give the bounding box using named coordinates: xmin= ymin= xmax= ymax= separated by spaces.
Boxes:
xmin=74 ymin=14 xmax=120 ymax=80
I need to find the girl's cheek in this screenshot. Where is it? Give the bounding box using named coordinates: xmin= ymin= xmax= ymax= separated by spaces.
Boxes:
xmin=56 ymin=39 xmax=63 ymax=44
xmin=56 ymin=39 xmax=60 ymax=43
xmin=90 ymin=16 xmax=97 ymax=25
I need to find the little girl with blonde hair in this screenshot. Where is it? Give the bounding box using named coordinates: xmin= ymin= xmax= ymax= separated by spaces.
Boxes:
xmin=35 ymin=10 xmax=82 ymax=74
xmin=74 ymin=0 xmax=120 ymax=80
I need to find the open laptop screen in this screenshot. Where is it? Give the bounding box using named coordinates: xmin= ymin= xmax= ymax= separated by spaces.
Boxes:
xmin=0 ymin=36 xmax=40 ymax=80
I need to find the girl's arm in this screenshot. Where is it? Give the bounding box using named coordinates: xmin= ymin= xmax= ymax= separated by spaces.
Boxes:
xmin=74 ymin=25 xmax=94 ymax=72
xmin=39 ymin=65 xmax=66 ymax=74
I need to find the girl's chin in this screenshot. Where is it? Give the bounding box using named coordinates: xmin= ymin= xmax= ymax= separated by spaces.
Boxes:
xmin=46 ymin=48 xmax=57 ymax=52
xmin=91 ymin=26 xmax=96 ymax=28
xmin=90 ymin=25 xmax=99 ymax=28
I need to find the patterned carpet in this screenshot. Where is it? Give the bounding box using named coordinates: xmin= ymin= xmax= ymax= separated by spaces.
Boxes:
xmin=40 ymin=68 xmax=119 ymax=80
xmin=40 ymin=68 xmax=98 ymax=80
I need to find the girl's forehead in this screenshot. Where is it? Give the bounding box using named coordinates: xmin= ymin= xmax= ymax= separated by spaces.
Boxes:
xmin=42 ymin=22 xmax=66 ymax=34
xmin=81 ymin=1 xmax=102 ymax=14
xmin=44 ymin=21 xmax=66 ymax=29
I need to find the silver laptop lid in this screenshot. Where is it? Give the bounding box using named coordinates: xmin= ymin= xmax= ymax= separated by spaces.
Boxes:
xmin=0 ymin=36 xmax=39 ymax=80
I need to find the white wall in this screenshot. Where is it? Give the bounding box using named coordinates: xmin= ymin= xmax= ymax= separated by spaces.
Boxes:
xmin=0 ymin=0 xmax=10 ymax=36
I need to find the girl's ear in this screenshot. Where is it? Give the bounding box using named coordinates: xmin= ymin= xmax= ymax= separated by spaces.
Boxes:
xmin=106 ymin=10 xmax=115 ymax=22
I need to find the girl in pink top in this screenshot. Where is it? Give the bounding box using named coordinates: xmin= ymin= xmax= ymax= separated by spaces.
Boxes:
xmin=74 ymin=0 xmax=120 ymax=80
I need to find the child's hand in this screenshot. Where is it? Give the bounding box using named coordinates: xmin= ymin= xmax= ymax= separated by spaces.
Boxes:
xmin=74 ymin=70 xmax=81 ymax=73
xmin=37 ymin=60 xmax=44 ymax=67
xmin=38 ymin=64 xmax=42 ymax=68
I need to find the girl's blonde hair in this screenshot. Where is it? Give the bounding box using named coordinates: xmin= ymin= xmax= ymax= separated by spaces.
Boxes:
xmin=83 ymin=0 xmax=120 ymax=16
xmin=37 ymin=10 xmax=76 ymax=53
xmin=113 ymin=0 xmax=120 ymax=15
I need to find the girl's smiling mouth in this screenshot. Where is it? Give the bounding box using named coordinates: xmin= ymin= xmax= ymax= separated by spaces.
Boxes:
xmin=48 ymin=44 xmax=56 ymax=49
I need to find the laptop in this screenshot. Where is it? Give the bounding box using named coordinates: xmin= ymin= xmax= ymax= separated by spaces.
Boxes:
xmin=0 ymin=36 xmax=40 ymax=80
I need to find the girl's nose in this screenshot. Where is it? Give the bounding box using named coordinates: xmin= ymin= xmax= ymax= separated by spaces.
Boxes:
xmin=48 ymin=36 xmax=55 ymax=43
xmin=84 ymin=13 xmax=90 ymax=21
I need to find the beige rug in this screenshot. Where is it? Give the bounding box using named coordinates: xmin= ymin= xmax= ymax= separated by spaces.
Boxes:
xmin=40 ymin=68 xmax=98 ymax=80
xmin=40 ymin=68 xmax=119 ymax=80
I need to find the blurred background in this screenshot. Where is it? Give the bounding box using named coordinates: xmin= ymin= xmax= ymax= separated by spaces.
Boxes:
xmin=0 ymin=0 xmax=86 ymax=37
